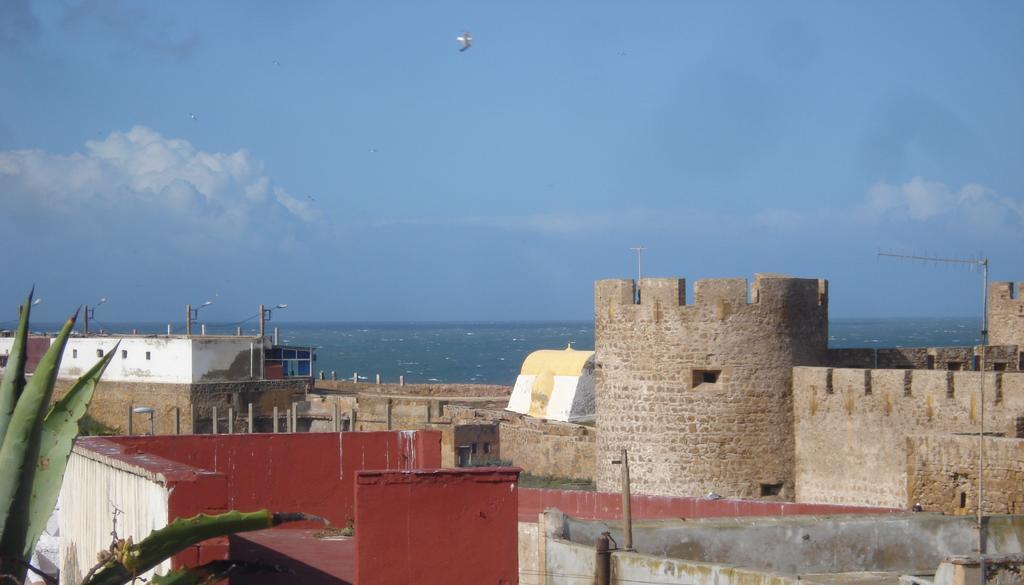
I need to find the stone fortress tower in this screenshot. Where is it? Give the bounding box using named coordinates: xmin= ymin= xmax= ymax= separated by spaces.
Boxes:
xmin=594 ymin=274 xmax=829 ymax=500
xmin=989 ymin=282 xmax=1024 ymax=351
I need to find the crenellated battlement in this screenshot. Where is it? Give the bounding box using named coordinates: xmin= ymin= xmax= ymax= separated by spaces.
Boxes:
xmin=595 ymin=273 xmax=828 ymax=313
xmin=989 ymin=282 xmax=1024 ymax=348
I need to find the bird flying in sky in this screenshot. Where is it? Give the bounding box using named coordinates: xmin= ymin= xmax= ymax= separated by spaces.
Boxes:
xmin=457 ymin=32 xmax=472 ymax=52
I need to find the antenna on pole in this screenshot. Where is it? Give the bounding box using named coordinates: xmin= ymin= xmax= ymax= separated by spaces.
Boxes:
xmin=630 ymin=246 xmax=646 ymax=304
xmin=878 ymin=250 xmax=989 ymax=565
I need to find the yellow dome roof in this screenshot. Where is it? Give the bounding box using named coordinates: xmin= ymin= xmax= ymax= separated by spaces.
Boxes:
xmin=519 ymin=346 xmax=594 ymax=377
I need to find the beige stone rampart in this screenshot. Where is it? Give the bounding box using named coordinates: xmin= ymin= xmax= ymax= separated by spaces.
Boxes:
xmin=794 ymin=367 xmax=1024 ymax=508
xmin=991 ymin=282 xmax=1024 ymax=350
xmin=595 ymin=274 xmax=829 ymax=499
xmin=499 ymin=419 xmax=594 ymax=480
xmin=907 ymin=434 xmax=1024 ymax=515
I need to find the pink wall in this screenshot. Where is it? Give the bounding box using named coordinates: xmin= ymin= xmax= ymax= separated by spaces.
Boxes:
xmin=354 ymin=468 xmax=520 ymax=585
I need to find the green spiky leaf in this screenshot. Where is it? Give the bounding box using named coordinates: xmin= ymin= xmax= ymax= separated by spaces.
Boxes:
xmin=0 ymin=288 xmax=34 ymax=446
xmin=22 ymin=344 xmax=118 ymax=561
xmin=84 ymin=510 xmax=325 ymax=585
xmin=0 ymin=310 xmax=77 ymax=581
xmin=148 ymin=560 xmax=290 ymax=585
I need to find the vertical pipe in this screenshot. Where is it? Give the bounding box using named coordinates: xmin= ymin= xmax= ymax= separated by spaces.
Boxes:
xmin=127 ymin=404 xmax=133 ymax=435
xmin=212 ymin=406 xmax=218 ymax=434
xmin=376 ymin=373 xmax=381 ymax=385
xmin=258 ymin=304 xmax=265 ymax=338
xmin=274 ymin=327 xmax=280 ymax=346
xmin=174 ymin=407 xmax=181 ymax=435
xmin=350 ymin=407 xmax=357 ymax=432
xmin=248 ymin=403 xmax=254 ymax=433
xmin=201 ymin=323 xmax=206 ymax=336
xmin=292 ymin=402 xmax=298 ymax=432
xmin=621 ymin=448 xmax=633 ymax=551
xmin=595 ymin=533 xmax=611 ymax=585
xmin=185 ymin=304 xmax=192 ymax=336
xmin=167 ymin=323 xmax=172 ymax=335
xmin=236 ymin=326 xmax=242 ymax=336
xmin=228 ymin=408 xmax=234 ymax=434
xmin=333 ymin=403 xmax=339 ymax=432
xmin=273 ymin=406 xmax=279 ymax=433
xmin=190 ymin=404 xmax=196 ymax=435
xmin=400 ymin=375 xmax=405 ymax=386
xmin=386 ymin=399 xmax=393 ymax=430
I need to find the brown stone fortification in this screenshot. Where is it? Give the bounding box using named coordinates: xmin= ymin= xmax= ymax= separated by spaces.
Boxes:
xmin=794 ymin=367 xmax=1024 ymax=508
xmin=594 ymin=274 xmax=829 ymax=500
xmin=908 ymin=434 xmax=1024 ymax=515
xmin=990 ymin=282 xmax=1024 ymax=350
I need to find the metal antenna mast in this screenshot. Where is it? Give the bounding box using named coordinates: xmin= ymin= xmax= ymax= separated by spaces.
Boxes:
xmin=878 ymin=250 xmax=989 ymax=566
xmin=630 ymin=246 xmax=646 ymax=303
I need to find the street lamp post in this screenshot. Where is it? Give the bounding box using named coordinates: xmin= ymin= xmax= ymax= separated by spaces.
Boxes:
xmin=84 ymin=297 xmax=107 ymax=336
xmin=186 ymin=300 xmax=214 ymax=336
xmin=258 ymin=303 xmax=288 ymax=339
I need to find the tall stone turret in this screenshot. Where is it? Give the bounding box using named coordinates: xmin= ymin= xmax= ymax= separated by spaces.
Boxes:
xmin=989 ymin=282 xmax=1024 ymax=350
xmin=594 ymin=274 xmax=829 ymax=500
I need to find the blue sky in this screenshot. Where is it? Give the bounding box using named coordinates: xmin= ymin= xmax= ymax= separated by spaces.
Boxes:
xmin=1 ymin=1 xmax=1021 ymax=322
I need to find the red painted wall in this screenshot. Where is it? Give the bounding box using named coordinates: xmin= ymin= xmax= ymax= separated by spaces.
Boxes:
xmin=73 ymin=431 xmax=443 ymax=570
xmin=354 ymin=468 xmax=520 ymax=585
xmin=517 ymin=488 xmax=903 ymax=521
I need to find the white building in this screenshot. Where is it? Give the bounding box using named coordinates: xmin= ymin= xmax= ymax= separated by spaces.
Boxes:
xmin=506 ymin=346 xmax=595 ymax=423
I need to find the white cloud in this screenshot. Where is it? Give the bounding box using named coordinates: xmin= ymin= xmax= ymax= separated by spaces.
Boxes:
xmin=866 ymin=177 xmax=1022 ymax=235
xmin=0 ymin=126 xmax=319 ymax=232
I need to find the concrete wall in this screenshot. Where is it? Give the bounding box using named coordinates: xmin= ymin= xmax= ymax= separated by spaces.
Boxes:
xmin=354 ymin=468 xmax=520 ymax=585
xmin=991 ymin=282 xmax=1024 ymax=349
xmin=595 ymin=274 xmax=829 ymax=499
xmin=553 ymin=511 xmax=1024 ymax=576
xmin=60 ymin=448 xmax=172 ymax=584
xmin=908 ymin=434 xmax=1024 ymax=514
xmin=794 ymin=367 xmax=1024 ymax=508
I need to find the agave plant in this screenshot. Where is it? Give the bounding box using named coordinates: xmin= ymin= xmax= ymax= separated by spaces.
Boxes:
xmin=0 ymin=292 xmax=321 ymax=584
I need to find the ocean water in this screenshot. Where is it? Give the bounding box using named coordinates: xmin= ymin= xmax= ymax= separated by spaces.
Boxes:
xmin=18 ymin=318 xmax=983 ymax=385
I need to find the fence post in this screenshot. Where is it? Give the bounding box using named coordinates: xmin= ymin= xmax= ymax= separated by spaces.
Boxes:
xmin=227 ymin=407 xmax=234 ymax=434
xmin=332 ymin=403 xmax=339 ymax=432
xmin=127 ymin=404 xmax=133 ymax=436
xmin=291 ymin=402 xmax=298 ymax=432
xmin=400 ymin=375 xmax=405 ymax=386
xmin=352 ymin=372 xmax=358 ymax=383
xmin=273 ymin=406 xmax=279 ymax=433
xmin=248 ymin=402 xmax=254 ymax=433
xmin=376 ymin=373 xmax=381 ymax=385
xmin=190 ymin=404 xmax=197 ymax=435
xmin=174 ymin=407 xmax=181 ymax=435
xmin=212 ymin=406 xmax=218 ymax=435
xmin=349 ymin=407 xmax=356 ymax=432
xmin=386 ymin=399 xmax=393 ymax=430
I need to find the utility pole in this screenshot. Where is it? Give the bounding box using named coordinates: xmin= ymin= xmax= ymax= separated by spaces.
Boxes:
xmin=630 ymin=246 xmax=646 ymax=304
xmin=878 ymin=251 xmax=989 ymax=572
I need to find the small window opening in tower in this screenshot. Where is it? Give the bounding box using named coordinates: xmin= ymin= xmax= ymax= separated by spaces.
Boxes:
xmin=960 ymin=492 xmax=967 ymax=509
xmin=926 ymin=355 xmax=935 ymax=370
xmin=692 ymin=369 xmax=721 ymax=387
xmin=760 ymin=482 xmax=783 ymax=497
xmin=993 ymin=362 xmax=1007 ymax=372
xmin=145 ymin=351 xmax=151 ymax=361
xmin=947 ymin=361 xmax=964 ymax=371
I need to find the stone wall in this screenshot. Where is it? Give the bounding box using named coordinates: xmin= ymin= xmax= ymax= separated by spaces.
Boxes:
xmin=828 ymin=346 xmax=1020 ymax=371
xmin=314 ymin=379 xmax=510 ymax=398
xmin=908 ymin=434 xmax=1024 ymax=515
xmin=499 ymin=418 xmax=594 ymax=480
xmin=595 ymin=274 xmax=829 ymax=499
xmin=991 ymin=282 xmax=1024 ymax=349
xmin=55 ymin=378 xmax=307 ymax=435
xmin=794 ymin=367 xmax=1024 ymax=508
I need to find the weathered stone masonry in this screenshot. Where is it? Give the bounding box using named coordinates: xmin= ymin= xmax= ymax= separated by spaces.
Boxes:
xmin=594 ymin=274 xmax=828 ymax=499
